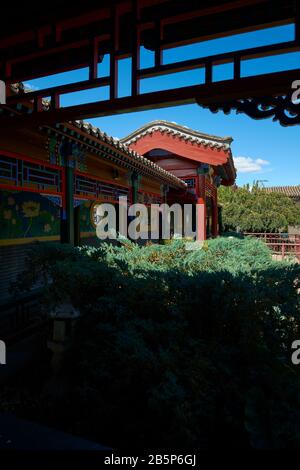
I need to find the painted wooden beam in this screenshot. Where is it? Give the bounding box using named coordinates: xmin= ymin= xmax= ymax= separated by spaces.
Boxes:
xmin=1 ymin=68 xmax=299 ymax=129
xmin=129 ymin=131 xmax=229 ymax=166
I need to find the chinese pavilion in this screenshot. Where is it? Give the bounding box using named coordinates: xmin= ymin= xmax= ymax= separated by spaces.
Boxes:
xmin=122 ymin=120 xmax=235 ymax=239
xmin=0 ymin=88 xmax=235 ymax=300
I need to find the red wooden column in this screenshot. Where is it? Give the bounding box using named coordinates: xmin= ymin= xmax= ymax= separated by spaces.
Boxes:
xmin=196 ymin=174 xmax=206 ymax=241
xmin=196 ymin=197 xmax=206 ymax=241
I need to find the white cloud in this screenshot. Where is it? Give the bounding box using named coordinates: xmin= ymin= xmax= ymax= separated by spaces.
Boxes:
xmin=233 ymin=156 xmax=270 ymax=174
xmin=23 ymin=82 xmax=40 ymax=91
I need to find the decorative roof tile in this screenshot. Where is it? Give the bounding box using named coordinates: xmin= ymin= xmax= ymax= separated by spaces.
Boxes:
xmin=120 ymin=120 xmax=233 ymax=150
xmin=263 ymin=185 xmax=300 ymax=198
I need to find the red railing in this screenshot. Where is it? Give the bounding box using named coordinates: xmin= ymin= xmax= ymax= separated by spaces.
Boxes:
xmin=244 ymin=233 xmax=300 ymax=260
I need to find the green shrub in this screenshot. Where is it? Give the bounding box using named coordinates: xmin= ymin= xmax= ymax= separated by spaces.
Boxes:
xmin=12 ymin=238 xmax=300 ymax=449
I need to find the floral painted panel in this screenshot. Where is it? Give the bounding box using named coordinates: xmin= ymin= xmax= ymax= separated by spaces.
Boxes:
xmin=0 ymin=190 xmax=60 ymax=240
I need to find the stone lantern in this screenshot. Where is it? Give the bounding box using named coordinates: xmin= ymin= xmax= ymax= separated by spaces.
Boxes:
xmin=47 ymin=303 xmax=80 ymax=373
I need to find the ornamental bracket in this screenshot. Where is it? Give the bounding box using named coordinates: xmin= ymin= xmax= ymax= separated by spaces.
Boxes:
xmin=198 ymin=94 xmax=300 ymax=127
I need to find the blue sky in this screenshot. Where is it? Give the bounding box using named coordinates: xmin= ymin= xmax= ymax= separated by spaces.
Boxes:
xmin=25 ymin=24 xmax=300 ymax=187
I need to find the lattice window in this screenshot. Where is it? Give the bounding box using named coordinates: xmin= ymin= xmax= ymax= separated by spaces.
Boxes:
xmin=74 ymin=171 xmax=130 ymax=202
xmin=0 ymin=152 xmax=63 ymax=195
xmin=2 ymin=3 xmax=300 ymax=126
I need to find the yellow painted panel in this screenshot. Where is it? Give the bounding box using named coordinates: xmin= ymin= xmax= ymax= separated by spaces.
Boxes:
xmin=86 ymin=155 xmax=129 ymax=186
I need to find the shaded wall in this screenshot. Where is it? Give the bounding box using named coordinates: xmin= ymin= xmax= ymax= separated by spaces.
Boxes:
xmin=0 ymin=190 xmax=60 ymax=300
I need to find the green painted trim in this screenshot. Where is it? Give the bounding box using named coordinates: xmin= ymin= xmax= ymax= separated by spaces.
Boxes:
xmin=131 ymin=172 xmax=140 ymax=205
xmin=61 ymin=165 xmax=74 ymax=245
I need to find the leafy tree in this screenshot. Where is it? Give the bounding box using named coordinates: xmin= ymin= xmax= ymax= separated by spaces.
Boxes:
xmin=218 ymin=185 xmax=300 ymax=233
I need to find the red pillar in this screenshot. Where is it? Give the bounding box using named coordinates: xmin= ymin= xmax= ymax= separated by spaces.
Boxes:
xmin=196 ymin=197 xmax=206 ymax=241
xmin=196 ymin=174 xmax=206 ymax=241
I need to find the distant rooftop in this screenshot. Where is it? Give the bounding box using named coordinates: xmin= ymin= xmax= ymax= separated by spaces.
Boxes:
xmin=264 ymin=185 xmax=300 ymax=198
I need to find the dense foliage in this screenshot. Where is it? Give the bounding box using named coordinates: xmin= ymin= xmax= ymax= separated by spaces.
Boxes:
xmin=9 ymin=238 xmax=300 ymax=449
xmin=218 ymin=185 xmax=300 ymax=233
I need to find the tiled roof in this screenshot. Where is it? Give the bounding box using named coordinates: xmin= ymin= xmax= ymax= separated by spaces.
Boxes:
xmin=8 ymin=85 xmax=187 ymax=189
xmin=9 ymin=86 xmax=233 ymax=188
xmin=121 ymin=120 xmax=233 ymax=150
xmin=69 ymin=121 xmax=187 ymax=189
xmin=264 ymin=185 xmax=300 ymax=198
xmin=121 ymin=119 xmax=236 ymax=185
